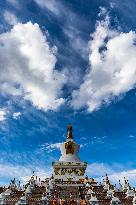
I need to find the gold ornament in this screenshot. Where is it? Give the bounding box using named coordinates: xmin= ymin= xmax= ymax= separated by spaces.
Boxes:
xmin=65 ymin=141 xmax=74 ymax=154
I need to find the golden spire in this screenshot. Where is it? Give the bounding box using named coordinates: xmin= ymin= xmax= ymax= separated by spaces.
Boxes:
xmin=67 ymin=125 xmax=73 ymax=139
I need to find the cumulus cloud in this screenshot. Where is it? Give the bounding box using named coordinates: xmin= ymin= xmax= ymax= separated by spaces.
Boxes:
xmin=0 ymin=22 xmax=65 ymax=111
xmin=3 ymin=10 xmax=18 ymax=26
xmin=0 ymin=109 xmax=6 ymax=122
xmin=71 ymin=10 xmax=136 ymax=112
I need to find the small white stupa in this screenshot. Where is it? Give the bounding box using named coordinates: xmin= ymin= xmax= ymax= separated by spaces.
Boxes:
xmin=0 ymin=193 xmax=6 ymax=205
xmin=89 ymin=193 xmax=99 ymax=205
xmin=110 ymin=193 xmax=121 ymax=205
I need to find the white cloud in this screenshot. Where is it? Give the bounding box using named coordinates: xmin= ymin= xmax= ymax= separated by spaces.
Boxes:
xmin=71 ymin=9 xmax=136 ymax=112
xmin=86 ymin=162 xmax=136 ymax=186
xmin=40 ymin=142 xmax=62 ymax=153
xmin=0 ymin=109 xmax=6 ymax=122
xmin=0 ymin=163 xmax=52 ymax=185
xmin=35 ymin=0 xmax=88 ymax=61
xmin=4 ymin=10 xmax=18 ymax=26
xmin=13 ymin=112 xmax=21 ymax=119
xmin=63 ymin=23 xmax=88 ymax=60
xmin=34 ymin=0 xmax=61 ymax=16
xmin=109 ymin=169 xmax=136 ymax=186
xmin=0 ymin=22 xmax=65 ymax=111
xmin=0 ymin=164 xmax=31 ymax=179
xmin=86 ymin=163 xmax=114 ymax=178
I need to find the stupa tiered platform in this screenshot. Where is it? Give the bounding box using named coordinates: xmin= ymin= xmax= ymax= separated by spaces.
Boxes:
xmin=52 ymin=161 xmax=87 ymax=178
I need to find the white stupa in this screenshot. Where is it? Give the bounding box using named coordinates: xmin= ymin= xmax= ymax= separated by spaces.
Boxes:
xmin=52 ymin=125 xmax=87 ymax=199
xmin=52 ymin=125 xmax=87 ymax=180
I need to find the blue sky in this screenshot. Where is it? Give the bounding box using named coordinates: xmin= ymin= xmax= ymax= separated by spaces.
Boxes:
xmin=1 ymin=0 xmax=136 ymax=186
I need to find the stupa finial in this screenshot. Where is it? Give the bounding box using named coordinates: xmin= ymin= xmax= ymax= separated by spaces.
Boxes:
xmin=67 ymin=125 xmax=73 ymax=139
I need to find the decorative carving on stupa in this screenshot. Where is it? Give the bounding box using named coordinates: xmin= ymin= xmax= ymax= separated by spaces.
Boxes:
xmin=65 ymin=141 xmax=75 ymax=154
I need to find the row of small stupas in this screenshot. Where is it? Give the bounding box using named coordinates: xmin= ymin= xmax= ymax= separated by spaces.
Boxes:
xmin=0 ymin=125 xmax=136 ymax=205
